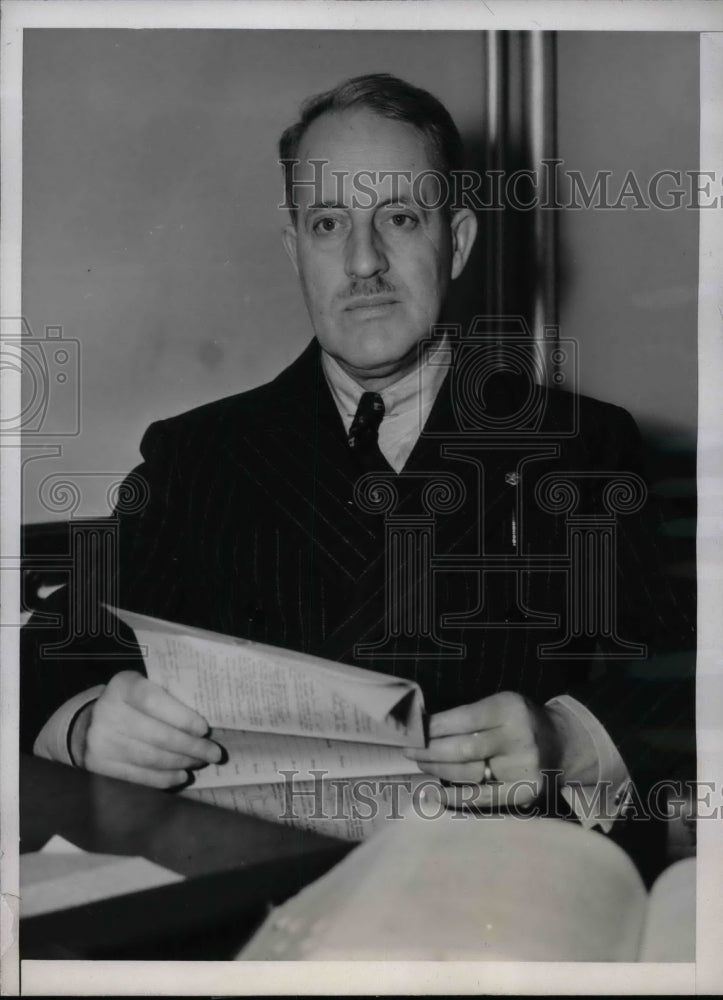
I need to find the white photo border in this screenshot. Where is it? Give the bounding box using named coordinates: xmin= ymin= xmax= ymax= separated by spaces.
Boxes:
xmin=2 ymin=2 xmax=722 ymax=995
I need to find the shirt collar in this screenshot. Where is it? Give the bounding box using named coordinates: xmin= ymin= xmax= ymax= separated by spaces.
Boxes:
xmin=321 ymin=336 xmax=450 ymax=427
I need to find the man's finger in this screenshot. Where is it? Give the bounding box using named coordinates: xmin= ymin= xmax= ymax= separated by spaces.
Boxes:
xmin=110 ymin=731 xmax=217 ymax=771
xmin=404 ymin=730 xmax=501 ymax=764
xmin=84 ymin=755 xmax=190 ymax=790
xmin=412 ymin=759 xmax=493 ymax=784
xmin=428 ymin=700 xmax=504 ymax=740
xmin=117 ymin=705 xmax=221 ymax=765
xmin=111 ymin=673 xmax=209 ymax=736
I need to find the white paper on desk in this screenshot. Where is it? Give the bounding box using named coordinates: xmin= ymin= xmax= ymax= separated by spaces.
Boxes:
xmin=20 ymin=836 xmax=184 ymax=918
xmin=41 ymin=834 xmax=84 ymax=854
xmin=113 ymin=606 xmax=425 ymax=746
xmin=239 ymin=813 xmax=649 ymax=961
xmin=193 ymin=728 xmax=422 ymax=788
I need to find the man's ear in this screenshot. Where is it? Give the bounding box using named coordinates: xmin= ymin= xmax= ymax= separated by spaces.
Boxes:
xmin=449 ymin=208 xmax=478 ymax=281
xmin=282 ymin=222 xmax=299 ymax=275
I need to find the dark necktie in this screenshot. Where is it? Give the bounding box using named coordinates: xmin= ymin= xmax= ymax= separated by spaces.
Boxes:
xmin=348 ymin=392 xmax=392 ymax=473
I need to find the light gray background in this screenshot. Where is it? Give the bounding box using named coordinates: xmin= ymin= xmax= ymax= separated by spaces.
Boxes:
xmin=22 ymin=30 xmax=699 ymax=521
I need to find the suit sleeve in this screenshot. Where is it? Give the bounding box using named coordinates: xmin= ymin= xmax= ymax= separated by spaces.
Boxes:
xmin=20 ymin=419 xmax=189 ymax=753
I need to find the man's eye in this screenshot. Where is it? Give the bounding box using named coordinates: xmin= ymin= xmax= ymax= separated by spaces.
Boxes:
xmin=388 ymin=213 xmax=417 ymax=229
xmin=313 ymin=217 xmax=339 ymax=234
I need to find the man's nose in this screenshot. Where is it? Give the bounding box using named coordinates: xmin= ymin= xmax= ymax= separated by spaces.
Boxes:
xmin=344 ymin=223 xmax=389 ymax=279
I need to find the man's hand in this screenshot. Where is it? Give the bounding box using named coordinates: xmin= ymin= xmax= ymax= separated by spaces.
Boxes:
xmin=70 ymin=670 xmax=222 ymax=789
xmin=404 ymin=691 xmax=563 ymax=809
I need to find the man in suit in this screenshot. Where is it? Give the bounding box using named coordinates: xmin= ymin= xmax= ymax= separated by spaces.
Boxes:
xmin=22 ymin=74 xmax=693 ymax=828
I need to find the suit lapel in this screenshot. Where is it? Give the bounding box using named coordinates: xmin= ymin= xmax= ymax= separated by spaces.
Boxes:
xmin=222 ymin=341 xmax=387 ymax=583
xmin=315 ymin=367 xmax=528 ymax=663
xmin=404 ymin=368 xmax=527 ymax=556
xmin=314 ymin=363 xmax=575 ymax=663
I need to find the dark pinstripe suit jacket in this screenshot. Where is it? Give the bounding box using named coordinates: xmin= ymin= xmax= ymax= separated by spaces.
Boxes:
xmin=21 ymin=339 xmax=695 ymax=785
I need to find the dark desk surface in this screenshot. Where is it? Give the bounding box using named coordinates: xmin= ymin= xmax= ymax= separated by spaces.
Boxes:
xmin=20 ymin=754 xmax=352 ymax=959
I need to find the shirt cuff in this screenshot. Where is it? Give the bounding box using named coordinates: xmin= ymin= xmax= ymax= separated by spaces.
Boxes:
xmin=545 ymin=694 xmax=630 ymax=834
xmin=32 ymin=686 xmax=105 ymax=767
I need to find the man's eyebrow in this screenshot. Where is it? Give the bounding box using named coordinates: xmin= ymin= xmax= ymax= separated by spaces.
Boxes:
xmin=376 ymin=195 xmax=430 ymax=217
xmin=302 ymin=195 xmax=430 ymax=216
xmin=377 ymin=195 xmax=413 ymax=207
xmin=304 ymin=200 xmax=347 ymax=213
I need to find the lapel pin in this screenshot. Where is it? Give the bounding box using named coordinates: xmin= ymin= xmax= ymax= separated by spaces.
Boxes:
xmin=504 ymin=472 xmax=519 ymax=548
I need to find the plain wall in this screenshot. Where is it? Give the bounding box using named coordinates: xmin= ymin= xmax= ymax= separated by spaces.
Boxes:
xmin=22 ymin=29 xmax=487 ymax=521
xmin=22 ymin=30 xmax=698 ymax=521
xmin=556 ymin=32 xmax=699 ymax=446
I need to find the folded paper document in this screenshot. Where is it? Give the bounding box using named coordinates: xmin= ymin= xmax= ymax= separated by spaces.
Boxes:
xmin=113 ymin=607 xmax=429 ymax=839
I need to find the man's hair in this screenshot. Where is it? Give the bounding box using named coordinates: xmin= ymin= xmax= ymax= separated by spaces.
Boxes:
xmin=278 ymin=73 xmax=464 ymax=219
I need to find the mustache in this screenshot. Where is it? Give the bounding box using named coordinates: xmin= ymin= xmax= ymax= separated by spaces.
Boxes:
xmin=338 ymin=277 xmax=397 ymax=301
